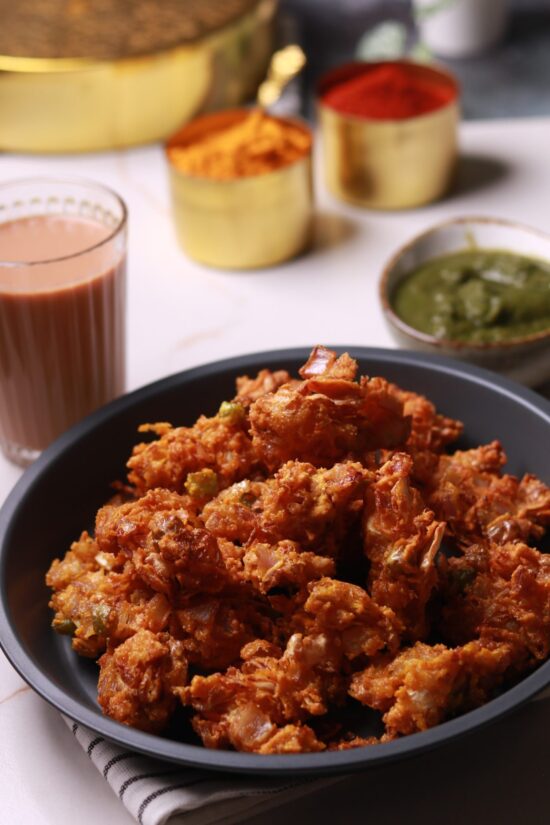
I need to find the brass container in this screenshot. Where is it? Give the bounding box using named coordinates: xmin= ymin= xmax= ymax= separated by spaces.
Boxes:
xmin=166 ymin=109 xmax=313 ymax=270
xmin=0 ymin=0 xmax=276 ymax=154
xmin=318 ymin=61 xmax=459 ymax=210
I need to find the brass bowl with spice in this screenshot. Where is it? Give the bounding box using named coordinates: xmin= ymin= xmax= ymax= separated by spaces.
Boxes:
xmin=318 ymin=60 xmax=459 ymax=210
xmin=380 ymin=216 xmax=550 ymax=386
xmin=166 ymin=108 xmax=313 ymax=269
xmin=0 ymin=0 xmax=276 ymax=153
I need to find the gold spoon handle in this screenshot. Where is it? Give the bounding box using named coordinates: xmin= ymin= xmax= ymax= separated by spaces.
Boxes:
xmin=256 ymin=44 xmax=307 ymax=109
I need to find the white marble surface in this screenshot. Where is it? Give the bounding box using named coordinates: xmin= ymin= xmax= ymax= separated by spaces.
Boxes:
xmin=1 ymin=118 xmax=550 ymax=824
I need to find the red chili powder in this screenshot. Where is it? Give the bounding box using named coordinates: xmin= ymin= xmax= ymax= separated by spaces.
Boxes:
xmin=322 ymin=63 xmax=456 ymax=120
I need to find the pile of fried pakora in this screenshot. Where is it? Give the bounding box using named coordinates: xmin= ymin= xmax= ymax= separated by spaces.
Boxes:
xmin=46 ymin=346 xmax=550 ymax=753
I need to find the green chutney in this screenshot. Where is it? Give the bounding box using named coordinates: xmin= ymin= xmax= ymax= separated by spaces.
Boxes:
xmin=392 ymin=249 xmax=550 ymax=343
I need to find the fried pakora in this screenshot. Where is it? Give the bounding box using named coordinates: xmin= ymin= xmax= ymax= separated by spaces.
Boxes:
xmin=46 ymin=346 xmax=550 ymax=752
xmin=384 ymin=381 xmax=463 ymax=453
xmin=203 ymin=459 xmax=369 ymax=555
xmin=363 ymin=452 xmax=446 ymax=640
xmin=438 ymin=540 xmax=550 ymax=660
xmin=288 ymin=577 xmax=402 ymax=661
xmin=424 ymin=441 xmax=550 ymax=544
xmin=249 ymin=346 xmax=411 ymax=470
xmin=181 ymin=634 xmax=342 ymax=753
xmin=98 ymin=630 xmax=188 ymax=732
xmin=349 ymin=636 xmax=522 ymax=737
xmin=127 ymin=410 xmax=257 ymax=497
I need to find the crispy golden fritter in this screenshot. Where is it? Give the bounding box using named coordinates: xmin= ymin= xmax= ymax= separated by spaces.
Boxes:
xmin=127 ymin=408 xmax=257 ymax=497
xmin=214 ymin=537 xmax=335 ymax=597
xmin=95 ymin=488 xmax=232 ymax=597
xmin=256 ymin=461 xmax=370 ymax=555
xmin=46 ymin=532 xmax=110 ymax=591
xmin=95 ymin=488 xmax=201 ymax=553
xmin=173 ymin=595 xmax=275 ymax=670
xmin=288 ymin=577 xmax=402 ymax=661
xmin=299 ymin=345 xmax=359 ymax=381
xmin=249 ymin=348 xmax=410 ymax=471
xmin=241 ymin=541 xmax=335 ymax=594
xmin=48 ymin=567 xmax=129 ymax=658
xmin=438 ymin=541 xmax=550 ymax=660
xmin=47 ymin=533 xmax=171 ymax=658
xmin=349 ymin=637 xmax=522 ymax=737
xmin=424 ymin=442 xmax=550 ymax=545
xmin=234 ymin=368 xmax=295 ymax=407
xmin=203 ymin=460 xmax=369 ymax=556
xmin=49 ymin=573 xmax=173 ymax=659
xmin=98 ymin=630 xmax=188 ymax=732
xmin=181 ymin=634 xmax=344 ymax=752
xmin=385 ymin=382 xmax=463 ymax=453
xmin=363 ymin=453 xmax=445 ymax=640
xmin=202 ymin=479 xmax=264 ymax=544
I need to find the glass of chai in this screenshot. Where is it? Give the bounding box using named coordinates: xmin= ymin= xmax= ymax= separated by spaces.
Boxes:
xmin=0 ymin=178 xmax=127 ymax=467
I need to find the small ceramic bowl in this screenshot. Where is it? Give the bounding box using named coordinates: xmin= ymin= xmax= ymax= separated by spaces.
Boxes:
xmin=380 ymin=216 xmax=550 ymax=387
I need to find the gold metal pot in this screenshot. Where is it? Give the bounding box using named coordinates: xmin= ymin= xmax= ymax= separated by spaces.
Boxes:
xmin=318 ymin=61 xmax=459 ymax=210
xmin=166 ymin=109 xmax=313 ymax=270
xmin=0 ymin=0 xmax=276 ymax=154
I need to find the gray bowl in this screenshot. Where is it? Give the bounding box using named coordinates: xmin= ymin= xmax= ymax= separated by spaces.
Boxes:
xmin=1 ymin=347 xmax=549 ymax=775
xmin=380 ymin=216 xmax=550 ymax=386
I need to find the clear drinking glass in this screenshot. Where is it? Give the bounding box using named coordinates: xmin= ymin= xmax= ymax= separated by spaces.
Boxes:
xmin=0 ymin=178 xmax=127 ymax=466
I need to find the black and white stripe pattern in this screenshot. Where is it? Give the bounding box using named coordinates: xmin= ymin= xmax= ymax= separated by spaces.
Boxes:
xmin=66 ymin=688 xmax=550 ymax=823
xmin=65 ymin=717 xmax=338 ymax=825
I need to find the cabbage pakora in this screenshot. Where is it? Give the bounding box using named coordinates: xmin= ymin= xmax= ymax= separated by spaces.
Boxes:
xmin=46 ymin=345 xmax=550 ymax=753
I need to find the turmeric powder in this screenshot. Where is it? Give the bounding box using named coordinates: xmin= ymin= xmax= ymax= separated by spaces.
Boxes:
xmin=168 ymin=109 xmax=311 ymax=180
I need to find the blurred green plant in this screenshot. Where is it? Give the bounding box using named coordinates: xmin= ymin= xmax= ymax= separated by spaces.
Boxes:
xmin=355 ymin=0 xmax=460 ymax=64
xmin=414 ymin=0 xmax=458 ymax=22
xmin=356 ymin=20 xmax=432 ymax=63
xmin=356 ymin=21 xmax=407 ymax=61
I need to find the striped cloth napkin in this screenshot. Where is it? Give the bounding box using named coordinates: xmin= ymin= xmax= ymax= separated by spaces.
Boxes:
xmin=66 ymin=687 xmax=550 ymax=824
xmin=64 ymin=717 xmax=340 ymax=825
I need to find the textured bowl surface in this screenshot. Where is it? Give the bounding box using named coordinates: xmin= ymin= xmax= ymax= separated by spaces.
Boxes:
xmin=380 ymin=217 xmax=550 ymax=386
xmin=1 ymin=347 xmax=549 ymax=775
